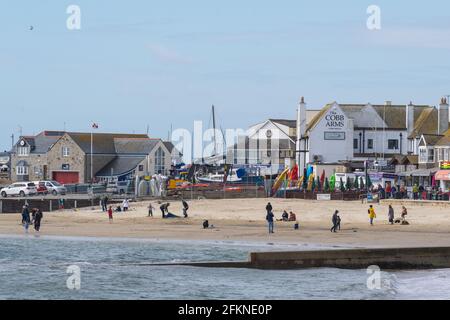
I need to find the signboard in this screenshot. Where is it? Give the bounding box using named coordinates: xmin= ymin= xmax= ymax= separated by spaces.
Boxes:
xmin=324 ymin=108 xmax=346 ymax=130
xmin=317 ymin=194 xmax=331 ymax=201
xmin=324 ymin=132 xmax=345 ymax=140
xmin=440 ymin=161 xmax=450 ymax=170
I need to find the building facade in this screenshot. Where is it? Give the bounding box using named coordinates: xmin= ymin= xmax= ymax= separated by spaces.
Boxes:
xmin=10 ymin=131 xmax=181 ymax=183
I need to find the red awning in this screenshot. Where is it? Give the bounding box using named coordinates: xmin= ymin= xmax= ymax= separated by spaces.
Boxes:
xmin=435 ymin=170 xmax=450 ymax=181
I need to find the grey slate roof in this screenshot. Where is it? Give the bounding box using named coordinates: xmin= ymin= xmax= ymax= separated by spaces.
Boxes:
xmin=114 ymin=138 xmax=160 ymax=155
xmin=96 ymin=156 xmax=146 ymax=177
xmin=20 ymin=131 xmax=63 ymax=154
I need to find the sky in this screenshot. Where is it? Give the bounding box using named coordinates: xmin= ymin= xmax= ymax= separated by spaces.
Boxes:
xmin=1 ymin=0 xmax=450 ymax=152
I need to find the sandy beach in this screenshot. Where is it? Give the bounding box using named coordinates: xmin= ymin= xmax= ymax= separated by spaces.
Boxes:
xmin=1 ymin=198 xmax=450 ymax=248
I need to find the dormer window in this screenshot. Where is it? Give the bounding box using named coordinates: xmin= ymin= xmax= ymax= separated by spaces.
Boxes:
xmin=17 ymin=146 xmax=29 ymax=156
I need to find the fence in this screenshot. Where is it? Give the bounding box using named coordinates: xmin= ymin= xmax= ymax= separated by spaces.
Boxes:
xmin=0 ymin=197 xmax=125 ymax=214
xmin=284 ymin=190 xmax=365 ymax=201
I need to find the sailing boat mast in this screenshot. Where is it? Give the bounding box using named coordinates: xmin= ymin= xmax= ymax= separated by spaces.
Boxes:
xmin=212 ymin=105 xmax=217 ymax=156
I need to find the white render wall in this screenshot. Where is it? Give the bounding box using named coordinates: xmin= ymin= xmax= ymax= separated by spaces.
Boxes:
xmin=353 ymin=129 xmax=407 ymax=156
xmin=307 ymin=104 xmax=354 ymax=163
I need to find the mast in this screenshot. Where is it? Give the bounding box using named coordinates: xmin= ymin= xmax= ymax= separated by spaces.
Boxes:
xmin=212 ymin=105 xmax=217 ymax=156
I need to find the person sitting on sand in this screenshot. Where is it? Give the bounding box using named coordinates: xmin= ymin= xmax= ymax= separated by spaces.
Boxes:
xmin=203 ymin=220 xmax=209 ymax=229
xmin=281 ymin=211 xmax=289 ymax=221
xmin=288 ymin=211 xmax=297 ymax=222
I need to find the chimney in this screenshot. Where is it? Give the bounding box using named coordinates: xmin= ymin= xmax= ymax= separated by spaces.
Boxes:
xmin=406 ymin=101 xmax=414 ymax=135
xmin=438 ymin=97 xmax=449 ymax=134
xmin=296 ymin=97 xmax=307 ymax=168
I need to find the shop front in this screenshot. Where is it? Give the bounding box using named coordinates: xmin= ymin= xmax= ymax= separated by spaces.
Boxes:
xmin=435 ymin=170 xmax=450 ymax=192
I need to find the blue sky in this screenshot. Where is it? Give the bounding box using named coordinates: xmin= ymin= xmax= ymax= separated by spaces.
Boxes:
xmin=1 ymin=0 xmax=449 ymax=151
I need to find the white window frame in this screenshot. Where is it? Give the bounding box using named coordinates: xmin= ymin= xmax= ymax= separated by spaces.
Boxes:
xmin=62 ymin=146 xmax=70 ymax=157
xmin=17 ymin=147 xmax=29 ymax=156
xmin=419 ymin=146 xmax=427 ymax=163
xmin=16 ymin=166 xmax=29 ymax=175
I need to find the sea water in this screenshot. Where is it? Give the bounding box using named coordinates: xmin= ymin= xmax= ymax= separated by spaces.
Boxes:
xmin=0 ymin=234 xmax=449 ymax=300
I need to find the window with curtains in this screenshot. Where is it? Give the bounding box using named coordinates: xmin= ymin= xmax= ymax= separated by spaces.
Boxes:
xmin=154 ymin=147 xmax=165 ymax=174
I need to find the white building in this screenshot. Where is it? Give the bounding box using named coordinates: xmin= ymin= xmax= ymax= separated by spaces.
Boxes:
xmin=298 ymin=98 xmax=449 ymax=170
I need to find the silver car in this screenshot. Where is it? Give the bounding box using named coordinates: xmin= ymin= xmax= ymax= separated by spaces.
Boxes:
xmin=35 ymin=180 xmax=67 ymax=196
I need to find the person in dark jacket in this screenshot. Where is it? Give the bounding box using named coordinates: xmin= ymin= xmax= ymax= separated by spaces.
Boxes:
xmin=33 ymin=209 xmax=43 ymax=232
xmin=330 ymin=210 xmax=339 ymax=233
xmin=181 ymin=199 xmax=189 ymax=218
xmin=266 ymin=210 xmax=275 ymax=234
xmin=265 ymin=202 xmax=273 ymax=215
xmin=21 ymin=205 xmax=31 ymax=233
xmin=388 ymin=205 xmax=395 ymax=225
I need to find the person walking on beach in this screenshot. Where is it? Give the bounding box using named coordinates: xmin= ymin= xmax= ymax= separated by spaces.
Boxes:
xmin=102 ymin=195 xmax=109 ymax=212
xmin=368 ymin=205 xmax=376 ymax=225
xmin=33 ymin=208 xmax=43 ymax=232
xmin=388 ymin=205 xmax=395 ymax=225
xmin=21 ymin=205 xmax=31 ymax=233
xmin=122 ymin=199 xmax=129 ymax=212
xmin=148 ymin=203 xmax=154 ymax=217
xmin=266 ymin=210 xmax=275 ymax=234
xmin=108 ymin=206 xmax=113 ymax=223
xmin=330 ymin=210 xmax=339 ymax=233
xmin=401 ymin=206 xmax=408 ymax=221
xmin=181 ymin=199 xmax=189 ymax=218
xmin=266 ymin=202 xmax=273 ymax=215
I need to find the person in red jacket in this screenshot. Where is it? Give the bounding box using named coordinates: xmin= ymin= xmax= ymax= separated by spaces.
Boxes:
xmin=108 ymin=206 xmax=113 ymax=223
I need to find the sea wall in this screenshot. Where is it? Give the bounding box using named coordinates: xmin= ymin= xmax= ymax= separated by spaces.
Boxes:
xmin=249 ymin=247 xmax=450 ymax=269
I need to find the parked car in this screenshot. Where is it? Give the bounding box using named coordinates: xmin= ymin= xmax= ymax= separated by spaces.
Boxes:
xmin=1 ymin=182 xmax=37 ymax=197
xmin=36 ymin=182 xmax=48 ymax=195
xmin=34 ymin=181 xmax=67 ymax=195
xmin=106 ymin=181 xmax=129 ymax=194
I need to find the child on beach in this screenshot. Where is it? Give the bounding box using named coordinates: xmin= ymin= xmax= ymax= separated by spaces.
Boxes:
xmin=368 ymin=205 xmax=376 ymax=225
xmin=108 ymin=206 xmax=113 ymax=222
xmin=148 ymin=203 xmax=154 ymax=217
